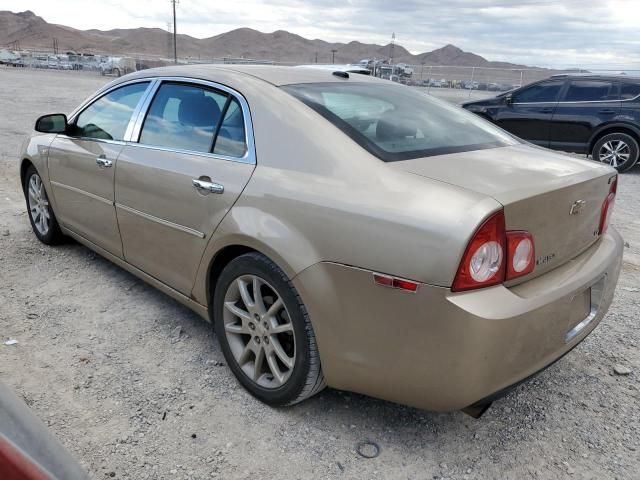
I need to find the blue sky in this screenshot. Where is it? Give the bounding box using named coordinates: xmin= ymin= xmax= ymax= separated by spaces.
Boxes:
xmin=4 ymin=0 xmax=640 ymax=68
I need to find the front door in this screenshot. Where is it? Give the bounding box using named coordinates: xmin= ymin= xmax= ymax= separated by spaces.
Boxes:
xmin=115 ymin=81 xmax=255 ymax=295
xmin=494 ymin=79 xmax=565 ymax=147
xmin=48 ymin=81 xmax=151 ymax=257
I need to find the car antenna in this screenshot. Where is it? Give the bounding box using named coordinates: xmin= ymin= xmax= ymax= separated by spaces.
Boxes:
xmin=332 ymin=71 xmax=349 ymax=79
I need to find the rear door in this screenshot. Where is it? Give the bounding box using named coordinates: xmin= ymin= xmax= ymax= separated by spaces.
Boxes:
xmin=115 ymin=80 xmax=255 ymax=295
xmin=48 ymin=81 xmax=151 ymax=257
xmin=549 ymin=79 xmax=622 ymax=153
xmin=494 ymin=79 xmax=565 ymax=147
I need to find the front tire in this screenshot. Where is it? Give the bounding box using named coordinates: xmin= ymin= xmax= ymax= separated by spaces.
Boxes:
xmin=24 ymin=166 xmax=63 ymax=245
xmin=592 ymin=132 xmax=639 ymax=172
xmin=213 ymin=252 xmax=325 ymax=406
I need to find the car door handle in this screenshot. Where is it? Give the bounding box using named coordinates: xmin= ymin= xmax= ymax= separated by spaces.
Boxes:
xmin=96 ymin=156 xmax=113 ymax=168
xmin=192 ymin=178 xmax=224 ymax=194
xmin=598 ymin=109 xmax=616 ymax=114
xmin=538 ymin=108 xmax=554 ymax=114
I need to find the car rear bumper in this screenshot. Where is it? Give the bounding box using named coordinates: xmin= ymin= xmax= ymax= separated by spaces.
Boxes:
xmin=292 ymin=227 xmax=623 ymax=411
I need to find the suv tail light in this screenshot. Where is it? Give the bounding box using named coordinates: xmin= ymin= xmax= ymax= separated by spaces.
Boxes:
xmin=598 ymin=175 xmax=617 ymax=235
xmin=452 ymin=210 xmax=536 ymax=292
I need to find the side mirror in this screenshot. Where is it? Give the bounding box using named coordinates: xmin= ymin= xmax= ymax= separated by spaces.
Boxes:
xmin=35 ymin=114 xmax=68 ymax=134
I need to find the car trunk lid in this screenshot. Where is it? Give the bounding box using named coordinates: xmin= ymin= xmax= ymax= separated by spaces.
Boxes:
xmin=389 ymin=144 xmax=617 ymax=282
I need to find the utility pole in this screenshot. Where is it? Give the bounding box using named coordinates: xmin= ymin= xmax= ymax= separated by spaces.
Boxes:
xmin=331 ymin=49 xmax=337 ymax=64
xmin=315 ymin=51 xmax=318 ymax=63
xmin=171 ymin=0 xmax=178 ymax=64
xmin=389 ymin=32 xmax=395 ymax=65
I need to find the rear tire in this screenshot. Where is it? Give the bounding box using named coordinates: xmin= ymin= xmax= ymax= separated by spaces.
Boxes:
xmin=23 ymin=166 xmax=64 ymax=245
xmin=113 ymin=68 xmax=121 ymax=77
xmin=592 ymin=132 xmax=639 ymax=172
xmin=213 ymin=252 xmax=325 ymax=406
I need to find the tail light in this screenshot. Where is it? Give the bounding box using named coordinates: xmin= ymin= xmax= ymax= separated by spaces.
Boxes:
xmin=506 ymin=231 xmax=535 ymax=280
xmin=598 ymin=175 xmax=617 ymax=235
xmin=452 ymin=210 xmax=506 ymax=291
xmin=452 ymin=210 xmax=535 ymax=292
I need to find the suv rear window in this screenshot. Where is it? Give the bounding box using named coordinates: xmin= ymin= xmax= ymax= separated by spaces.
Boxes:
xmin=282 ymin=82 xmax=516 ymax=162
xmin=620 ymin=82 xmax=640 ymax=100
xmin=565 ymin=80 xmax=619 ymax=101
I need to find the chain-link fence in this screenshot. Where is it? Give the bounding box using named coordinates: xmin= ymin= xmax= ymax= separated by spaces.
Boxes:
xmin=3 ymin=47 xmax=639 ymax=105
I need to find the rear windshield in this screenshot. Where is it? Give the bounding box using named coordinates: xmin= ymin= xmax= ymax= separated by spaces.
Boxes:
xmin=282 ymin=82 xmax=517 ymax=162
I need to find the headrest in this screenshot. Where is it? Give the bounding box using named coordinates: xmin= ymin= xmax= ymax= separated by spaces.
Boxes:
xmin=178 ymin=94 xmax=221 ymax=128
xmin=376 ymin=110 xmax=418 ymax=141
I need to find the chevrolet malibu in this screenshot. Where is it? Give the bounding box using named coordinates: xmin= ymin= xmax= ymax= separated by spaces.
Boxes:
xmin=20 ymin=65 xmax=622 ymax=416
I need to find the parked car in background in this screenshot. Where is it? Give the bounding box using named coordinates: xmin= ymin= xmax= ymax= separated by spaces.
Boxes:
xmin=462 ymin=74 xmax=640 ymax=171
xmin=22 ymin=65 xmax=622 ymax=417
xmin=99 ymin=56 xmax=136 ymax=77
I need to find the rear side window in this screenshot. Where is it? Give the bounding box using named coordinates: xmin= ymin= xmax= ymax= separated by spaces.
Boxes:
xmin=620 ymin=83 xmax=640 ymax=100
xmin=74 ymin=82 xmax=149 ymax=140
xmin=513 ymin=80 xmax=564 ymax=103
xmin=140 ymin=83 xmax=227 ymax=153
xmin=213 ymin=98 xmax=247 ymax=158
xmin=564 ymin=80 xmax=619 ymax=101
xmin=283 ymin=82 xmax=516 ymax=162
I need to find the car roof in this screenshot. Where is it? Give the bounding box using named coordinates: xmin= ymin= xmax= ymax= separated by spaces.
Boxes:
xmin=295 ymin=64 xmax=371 ymax=74
xmin=121 ymin=64 xmax=383 ymax=87
xmin=550 ymin=73 xmax=640 ymax=82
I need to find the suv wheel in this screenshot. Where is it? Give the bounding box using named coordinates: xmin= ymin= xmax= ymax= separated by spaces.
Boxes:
xmin=213 ymin=252 xmax=325 ymax=406
xmin=592 ymin=133 xmax=639 ymax=172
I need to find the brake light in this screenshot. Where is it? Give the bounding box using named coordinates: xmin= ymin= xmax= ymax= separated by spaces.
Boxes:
xmin=598 ymin=176 xmax=617 ymax=235
xmin=452 ymin=210 xmax=536 ymax=291
xmin=452 ymin=210 xmax=506 ymax=292
xmin=506 ymin=231 xmax=535 ymax=280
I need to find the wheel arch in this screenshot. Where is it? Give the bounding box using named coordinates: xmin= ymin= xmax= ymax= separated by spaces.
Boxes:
xmin=201 ymin=238 xmax=302 ymax=319
xmin=588 ymin=123 xmax=640 ymax=153
xmin=20 ymin=158 xmax=34 ymax=193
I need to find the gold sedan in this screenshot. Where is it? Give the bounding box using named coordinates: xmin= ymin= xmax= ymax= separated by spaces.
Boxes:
xmin=20 ymin=65 xmax=623 ymax=416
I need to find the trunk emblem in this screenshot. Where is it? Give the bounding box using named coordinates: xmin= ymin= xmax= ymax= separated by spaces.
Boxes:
xmin=570 ymin=200 xmax=587 ymax=215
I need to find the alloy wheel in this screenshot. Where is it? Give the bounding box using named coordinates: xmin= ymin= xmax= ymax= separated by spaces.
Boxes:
xmin=27 ymin=173 xmax=51 ymax=236
xmin=223 ymin=274 xmax=296 ymax=389
xmin=599 ymin=140 xmax=631 ymax=168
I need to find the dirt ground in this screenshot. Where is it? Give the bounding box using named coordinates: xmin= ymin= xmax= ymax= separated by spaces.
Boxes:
xmin=0 ymin=67 xmax=638 ymax=480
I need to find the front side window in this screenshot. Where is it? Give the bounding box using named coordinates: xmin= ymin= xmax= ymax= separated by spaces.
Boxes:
xmin=74 ymin=82 xmax=150 ymax=140
xmin=564 ymin=80 xmax=619 ymax=102
xmin=283 ymin=82 xmax=516 ymax=162
xmin=139 ymin=83 xmax=228 ymax=153
xmin=513 ymin=80 xmax=564 ymax=103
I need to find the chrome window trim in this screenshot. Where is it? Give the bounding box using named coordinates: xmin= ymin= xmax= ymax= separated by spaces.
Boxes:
xmin=115 ymin=203 xmax=205 ymax=238
xmin=54 ymin=134 xmax=126 ymax=147
xmin=128 ymin=76 xmax=256 ymax=165
xmin=50 ymin=181 xmax=114 ymax=206
xmin=68 ymin=79 xmax=156 ymax=122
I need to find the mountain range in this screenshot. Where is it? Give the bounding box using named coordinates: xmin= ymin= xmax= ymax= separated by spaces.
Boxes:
xmin=1 ymin=10 xmax=531 ymax=68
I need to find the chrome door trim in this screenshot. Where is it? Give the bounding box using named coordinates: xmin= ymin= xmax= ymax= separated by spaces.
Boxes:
xmin=128 ymin=76 xmax=257 ymax=165
xmin=50 ymin=181 xmax=114 ymax=206
xmin=68 ymin=79 xmax=157 ymax=123
xmin=123 ymin=79 xmax=160 ymax=141
xmin=115 ymin=203 xmax=205 ymax=239
xmin=127 ymin=79 xmax=161 ymax=142
xmin=53 ymin=134 xmax=126 ymax=147
xmin=122 ymin=142 xmax=254 ymax=165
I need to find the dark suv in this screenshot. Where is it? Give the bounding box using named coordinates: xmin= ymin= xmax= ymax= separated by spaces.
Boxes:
xmin=462 ymin=74 xmax=640 ymax=172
